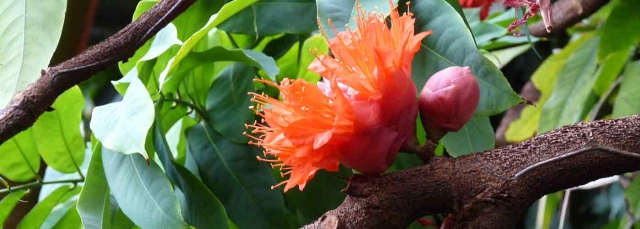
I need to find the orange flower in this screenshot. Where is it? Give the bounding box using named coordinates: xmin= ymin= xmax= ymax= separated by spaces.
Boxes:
xmin=247 ymin=0 xmax=431 ymax=192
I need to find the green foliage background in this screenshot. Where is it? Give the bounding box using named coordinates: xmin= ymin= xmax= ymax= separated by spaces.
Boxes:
xmin=0 ymin=0 xmax=638 ymax=228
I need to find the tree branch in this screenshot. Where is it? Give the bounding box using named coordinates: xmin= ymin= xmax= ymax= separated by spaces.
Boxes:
xmin=0 ymin=0 xmax=196 ymax=144
xmin=529 ymin=0 xmax=609 ymax=37
xmin=304 ymin=115 xmax=640 ymax=229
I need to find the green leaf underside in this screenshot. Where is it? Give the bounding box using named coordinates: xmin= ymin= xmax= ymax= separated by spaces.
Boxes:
xmin=187 ymin=123 xmax=293 ymax=229
xmin=0 ymin=0 xmax=66 ymax=107
xmin=90 ymin=77 xmax=155 ymax=158
xmin=411 ymin=0 xmax=521 ymax=116
xmin=102 ymin=148 xmax=190 ymax=229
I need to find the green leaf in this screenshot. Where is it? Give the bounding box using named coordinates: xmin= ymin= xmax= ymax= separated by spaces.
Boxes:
xmin=483 ymin=44 xmax=532 ymax=69
xmin=613 ymin=61 xmax=640 ymax=118
xmin=538 ymin=36 xmax=600 ymax=134
xmin=162 ymin=0 xmax=259 ymax=91
xmin=187 ymin=123 xmax=293 ymax=229
xmin=206 ymin=63 xmax=255 ymax=143
xmin=219 ymin=0 xmax=318 ymax=36
xmin=17 ymin=185 xmax=80 ymax=229
xmin=284 ymin=167 xmax=351 ymax=225
xmin=90 ymin=77 xmax=155 ymax=158
xmin=111 ymin=208 xmax=134 ymax=229
xmin=154 ymin=111 xmax=230 ymax=229
xmin=316 ymin=0 xmax=392 ymax=40
xmin=505 ymin=33 xmax=594 ymax=142
xmin=593 ymin=47 xmax=632 ymax=96
xmin=161 ymin=46 xmax=278 ymax=93
xmin=41 ymin=195 xmax=79 ymax=229
xmin=0 ymin=0 xmax=66 ymax=107
xmin=411 ymin=0 xmax=521 ymax=115
xmin=0 ymin=128 xmax=40 ymax=182
xmin=624 ymin=177 xmax=640 ymax=225
xmin=52 ymin=207 xmax=82 ymax=229
xmin=298 ymin=34 xmax=329 ymax=83
xmin=102 ymin=147 xmax=190 ymax=229
xmin=77 ymin=144 xmax=112 ymax=229
xmin=464 ymin=8 xmax=505 ymax=47
xmin=32 ymin=86 xmax=85 ymax=173
xmin=440 ymin=116 xmax=494 ymax=157
xmin=598 ymin=0 xmax=640 ymax=61
xmin=0 ymin=190 xmax=27 ymax=226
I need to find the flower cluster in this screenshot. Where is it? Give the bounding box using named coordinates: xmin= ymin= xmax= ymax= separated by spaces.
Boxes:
xmin=247 ymin=1 xmax=431 ymax=192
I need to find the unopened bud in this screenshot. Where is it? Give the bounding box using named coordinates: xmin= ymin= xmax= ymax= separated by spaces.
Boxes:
xmin=418 ymin=66 xmax=480 ymax=141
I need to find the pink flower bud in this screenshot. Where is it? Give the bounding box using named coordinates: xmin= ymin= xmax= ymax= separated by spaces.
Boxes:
xmin=419 ymin=66 xmax=480 ymax=141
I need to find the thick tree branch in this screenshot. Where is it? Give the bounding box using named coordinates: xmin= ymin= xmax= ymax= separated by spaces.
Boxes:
xmin=529 ymin=0 xmax=609 ymax=37
xmin=0 ymin=0 xmax=196 ymax=144
xmin=304 ymin=115 xmax=640 ymax=229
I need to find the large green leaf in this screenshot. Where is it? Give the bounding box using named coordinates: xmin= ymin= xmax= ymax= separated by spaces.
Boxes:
xmin=16 ymin=185 xmax=80 ymax=229
xmin=623 ymin=177 xmax=640 ymax=227
xmin=161 ymin=0 xmax=258 ymax=92
xmin=0 ymin=0 xmax=66 ymax=107
xmin=411 ymin=0 xmax=521 ymax=116
xmin=154 ymin=112 xmax=230 ymax=229
xmin=187 ymin=123 xmax=294 ymax=229
xmin=90 ymin=77 xmax=154 ymax=158
xmin=52 ymin=207 xmax=82 ymax=229
xmin=505 ymin=34 xmax=594 ymax=142
xmin=0 ymin=190 xmax=27 ymax=226
xmin=538 ymin=36 xmax=600 ymax=134
xmin=598 ymin=0 xmax=640 ymax=61
xmin=77 ymin=144 xmax=112 ymax=229
xmin=102 ymin=147 xmax=190 ymax=229
xmin=32 ymin=86 xmax=85 ymax=173
xmin=40 ymin=195 xmax=79 ymax=229
xmin=0 ymin=128 xmax=40 ymax=182
xmin=440 ymin=116 xmax=494 ymax=157
xmin=612 ymin=61 xmax=640 ymax=118
xmin=161 ymin=46 xmax=278 ymax=93
xmin=219 ymin=0 xmax=318 ymax=36
xmin=206 ymin=63 xmax=256 ymax=143
xmin=316 ymin=0 xmax=392 ymax=40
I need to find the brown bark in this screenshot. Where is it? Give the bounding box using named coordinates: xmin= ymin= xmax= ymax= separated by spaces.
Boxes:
xmin=304 ymin=115 xmax=640 ymax=229
xmin=0 ymin=0 xmax=196 ymax=144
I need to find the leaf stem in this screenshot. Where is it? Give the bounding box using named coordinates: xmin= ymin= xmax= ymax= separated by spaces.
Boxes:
xmin=159 ymin=98 xmax=207 ymax=118
xmin=0 ymin=178 xmax=84 ymax=194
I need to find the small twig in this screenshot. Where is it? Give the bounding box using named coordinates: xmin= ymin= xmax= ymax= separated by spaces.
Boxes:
xmin=588 ymin=77 xmax=623 ymax=121
xmin=514 ymin=146 xmax=640 ymax=179
xmin=402 ymin=140 xmax=437 ymax=163
xmin=558 ymin=190 xmax=571 ymax=229
xmin=0 ymin=178 xmax=84 ymax=194
xmin=159 ymin=98 xmax=206 ymax=118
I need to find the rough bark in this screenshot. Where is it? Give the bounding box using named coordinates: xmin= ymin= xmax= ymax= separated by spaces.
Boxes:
xmin=0 ymin=0 xmax=196 ymax=144
xmin=304 ymin=115 xmax=640 ymax=229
